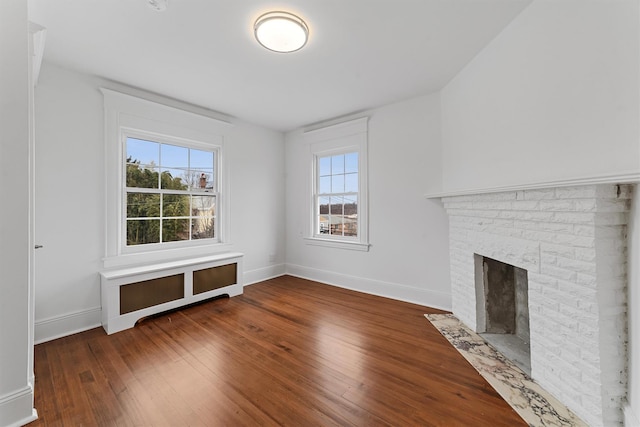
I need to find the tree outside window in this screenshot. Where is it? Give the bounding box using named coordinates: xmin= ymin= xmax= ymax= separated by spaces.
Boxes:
xmin=125 ymin=137 xmax=217 ymax=246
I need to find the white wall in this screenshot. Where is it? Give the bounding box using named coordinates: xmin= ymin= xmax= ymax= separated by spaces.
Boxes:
xmin=34 ymin=63 xmax=104 ymax=342
xmin=34 ymin=62 xmax=285 ymax=343
xmin=438 ymin=1 xmax=640 ymax=424
xmin=441 ymin=0 xmax=639 ymax=193
xmin=0 ymin=0 xmax=37 ymax=425
xmin=627 ymin=186 xmax=640 ymax=427
xmin=285 ymin=94 xmax=451 ymax=309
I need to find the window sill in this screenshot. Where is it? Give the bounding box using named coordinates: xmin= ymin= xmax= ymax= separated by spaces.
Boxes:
xmin=103 ymin=242 xmax=233 ymax=269
xmin=304 ymin=237 xmax=370 ymax=252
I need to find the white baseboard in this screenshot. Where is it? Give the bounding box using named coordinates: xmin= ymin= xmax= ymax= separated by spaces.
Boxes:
xmin=0 ymin=384 xmax=38 ymax=427
xmin=33 ymin=262 xmax=285 ymax=344
xmin=625 ymin=401 xmax=640 ymax=427
xmin=35 ymin=307 xmax=102 ymax=344
xmin=33 ymin=263 xmax=446 ymax=343
xmin=285 ymin=263 xmax=452 ymax=311
xmin=243 ymin=263 xmax=286 ymax=286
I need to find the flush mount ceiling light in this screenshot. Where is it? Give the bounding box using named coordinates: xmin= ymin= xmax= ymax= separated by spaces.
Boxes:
xmin=147 ymin=0 xmax=168 ymax=12
xmin=254 ymin=11 xmax=309 ymax=53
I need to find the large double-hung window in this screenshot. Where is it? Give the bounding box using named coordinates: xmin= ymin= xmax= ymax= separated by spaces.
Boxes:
xmin=124 ymin=136 xmax=218 ymax=246
xmin=102 ymin=88 xmax=230 ymax=266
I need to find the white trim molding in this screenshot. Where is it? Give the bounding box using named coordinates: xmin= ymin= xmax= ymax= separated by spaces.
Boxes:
xmin=35 ymin=307 xmax=102 ymax=344
xmin=101 ymin=88 xmax=234 ymax=269
xmin=285 ymin=263 xmax=452 ymax=311
xmin=304 ymin=117 xmax=370 ymax=251
xmin=0 ymin=385 xmax=38 ymax=427
xmin=303 ymin=237 xmax=370 ymax=251
xmin=425 ymin=171 xmax=640 ymax=199
xmin=243 ymin=264 xmax=286 ymax=286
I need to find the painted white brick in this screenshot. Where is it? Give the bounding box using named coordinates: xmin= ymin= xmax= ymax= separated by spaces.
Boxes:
xmin=573 ymin=199 xmax=599 ymax=212
xmin=573 ymin=224 xmax=596 ymax=237
xmin=523 ymin=188 xmax=557 ymax=200
xmin=556 ymin=256 xmax=597 ymax=275
xmin=552 ymin=233 xmax=595 ymax=248
xmin=576 ymin=272 xmax=597 ymax=287
xmin=517 ymin=220 xmax=575 ymax=234
xmin=594 ymin=184 xmax=621 ymax=199
xmin=445 ymin=184 xmax=630 ymax=427
xmin=616 ymin=184 xmax=634 ymax=199
xmin=551 ymin=211 xmax=595 ymax=224
xmin=472 ymin=201 xmax=513 ymax=210
xmin=522 ymin=211 xmax=556 ymax=222
xmin=539 ymin=199 xmax=578 ymax=212
xmin=556 ymin=277 xmax=597 ymax=299
xmin=540 ymin=243 xmax=575 ymax=259
xmin=574 ymin=247 xmax=596 ymax=262
xmin=540 ymin=264 xmax=577 ymax=282
xmin=511 ymin=200 xmax=540 ymax=210
xmin=594 ymin=212 xmax=628 ymax=225
xmin=555 ymin=186 xmax=599 ymax=199
xmin=594 ymin=225 xmax=626 ymax=239
xmin=595 ymin=198 xmax=631 ymax=213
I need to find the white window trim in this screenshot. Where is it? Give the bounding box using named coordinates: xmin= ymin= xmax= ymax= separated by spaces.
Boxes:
xmin=102 ymin=88 xmax=233 ymax=269
xmin=303 ymin=117 xmax=370 ymax=251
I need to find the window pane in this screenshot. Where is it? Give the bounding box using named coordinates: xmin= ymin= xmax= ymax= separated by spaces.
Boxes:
xmin=331 ymin=174 xmax=345 ymax=193
xmin=192 ymin=217 xmax=215 ymax=240
xmin=330 ymin=196 xmax=344 ymax=215
xmin=192 ymin=195 xmax=215 ymax=216
xmin=319 ymin=176 xmax=331 ymax=194
xmin=124 ymin=136 xmax=219 ymax=247
xmin=126 ymin=163 xmax=159 ymax=189
xmin=191 ymin=149 xmax=214 ymax=170
xmin=318 ymin=196 xmax=330 ymax=214
xmin=344 ymin=195 xmax=357 ymax=236
xmin=345 ymin=195 xmax=358 ymax=216
xmin=162 ymin=194 xmax=190 ymax=217
xmin=160 ymin=168 xmax=188 ymax=190
xmin=162 ymin=218 xmax=190 ymax=242
xmin=318 ymin=216 xmax=329 ymax=234
xmin=126 ymin=138 xmax=159 ymax=167
xmin=345 ymin=152 xmax=358 ymax=173
xmin=331 ymin=155 xmax=344 ymax=174
xmin=345 ymin=172 xmax=358 ymax=192
xmin=127 ymin=219 xmax=160 ymax=245
xmin=319 ymin=157 xmax=331 ymax=176
xmin=161 ymin=144 xmax=188 ymax=168
xmin=127 ymin=192 xmax=160 ymax=218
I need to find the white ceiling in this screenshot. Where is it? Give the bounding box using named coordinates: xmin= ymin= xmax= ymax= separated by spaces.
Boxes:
xmin=30 ymin=0 xmax=532 ymax=132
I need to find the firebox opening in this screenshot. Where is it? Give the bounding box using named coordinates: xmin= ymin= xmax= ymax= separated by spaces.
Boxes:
xmin=474 ymin=254 xmax=531 ymax=375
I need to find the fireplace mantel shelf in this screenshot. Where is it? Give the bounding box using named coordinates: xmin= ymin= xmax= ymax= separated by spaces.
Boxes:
xmin=424 ymin=171 xmax=640 ymax=199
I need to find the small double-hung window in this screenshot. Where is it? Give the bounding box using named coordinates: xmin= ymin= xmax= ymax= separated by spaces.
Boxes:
xmin=124 ymin=136 xmax=218 ymax=246
xmin=305 ymin=117 xmax=369 ymax=251
xmin=316 ymin=152 xmax=359 ymax=238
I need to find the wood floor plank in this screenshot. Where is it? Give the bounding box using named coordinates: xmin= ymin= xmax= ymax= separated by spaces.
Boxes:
xmin=31 ymin=275 xmax=527 ymax=426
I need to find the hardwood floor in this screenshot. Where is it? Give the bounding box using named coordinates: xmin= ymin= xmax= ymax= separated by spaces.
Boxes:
xmin=31 ymin=276 xmax=526 ymax=426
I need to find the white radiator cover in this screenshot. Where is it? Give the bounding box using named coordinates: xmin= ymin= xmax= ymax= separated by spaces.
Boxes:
xmin=442 ymin=184 xmax=631 ymax=427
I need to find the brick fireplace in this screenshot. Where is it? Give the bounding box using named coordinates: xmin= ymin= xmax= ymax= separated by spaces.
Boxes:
xmin=442 ymin=184 xmax=632 ymax=427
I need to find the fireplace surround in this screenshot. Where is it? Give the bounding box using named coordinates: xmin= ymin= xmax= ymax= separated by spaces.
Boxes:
xmin=442 ymin=184 xmax=632 ymax=427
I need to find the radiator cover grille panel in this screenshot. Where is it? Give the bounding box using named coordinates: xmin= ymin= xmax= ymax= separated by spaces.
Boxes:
xmin=193 ymin=263 xmax=237 ymax=295
xmin=119 ymin=274 xmax=184 ymax=315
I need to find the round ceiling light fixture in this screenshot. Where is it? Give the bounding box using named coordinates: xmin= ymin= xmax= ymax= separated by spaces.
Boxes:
xmin=147 ymin=0 xmax=168 ymax=12
xmin=254 ymin=11 xmax=309 ymax=53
